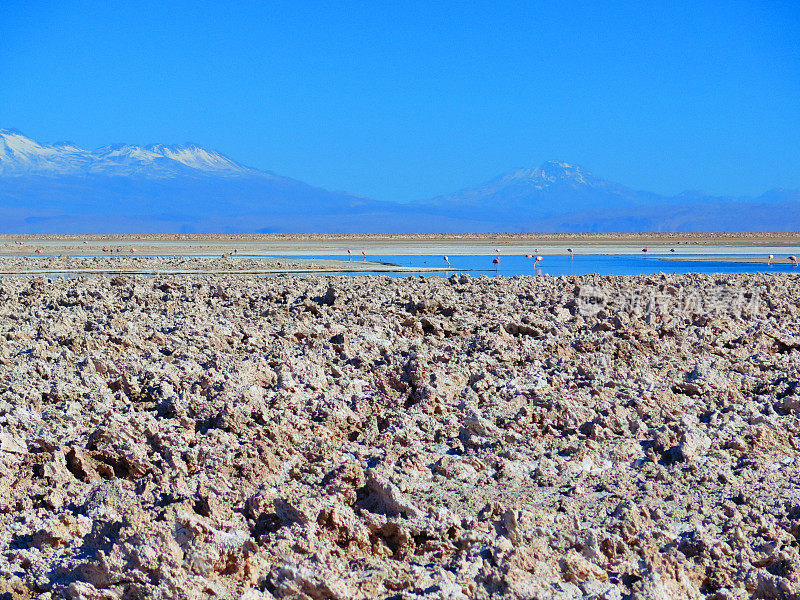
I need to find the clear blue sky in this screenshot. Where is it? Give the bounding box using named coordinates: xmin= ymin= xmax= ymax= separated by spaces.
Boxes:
xmin=2 ymin=0 xmax=799 ymax=201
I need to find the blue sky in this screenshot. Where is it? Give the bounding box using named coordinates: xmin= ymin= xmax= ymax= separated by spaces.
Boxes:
xmin=2 ymin=0 xmax=799 ymax=201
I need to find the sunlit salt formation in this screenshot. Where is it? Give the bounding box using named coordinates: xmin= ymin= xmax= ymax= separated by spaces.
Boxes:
xmin=0 ymin=272 xmax=798 ymax=598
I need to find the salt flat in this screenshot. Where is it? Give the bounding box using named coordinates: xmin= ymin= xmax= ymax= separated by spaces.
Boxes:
xmin=2 ymin=271 xmax=800 ymax=599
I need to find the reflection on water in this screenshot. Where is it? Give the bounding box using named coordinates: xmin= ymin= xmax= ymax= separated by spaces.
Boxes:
xmin=270 ymin=254 xmax=800 ymax=277
xmin=7 ymin=254 xmax=800 ymax=277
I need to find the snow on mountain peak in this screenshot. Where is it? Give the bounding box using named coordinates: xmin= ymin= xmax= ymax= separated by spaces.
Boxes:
xmin=492 ymin=161 xmax=595 ymax=190
xmin=533 ymin=160 xmax=591 ymax=184
xmin=0 ymin=130 xmax=257 ymax=178
xmin=0 ymin=129 xmax=94 ymax=175
xmin=147 ymin=144 xmax=245 ymax=172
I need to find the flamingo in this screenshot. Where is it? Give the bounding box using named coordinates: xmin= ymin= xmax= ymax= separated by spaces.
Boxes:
xmin=130 ymin=248 xmax=135 ymax=253
xmin=567 ymin=248 xmax=574 ymax=255
xmin=534 ymin=248 xmax=539 ymax=254
xmin=768 ymin=254 xmax=774 ymax=266
xmin=35 ymin=248 xmax=42 ymax=254
xmin=525 ymin=254 xmax=532 ymax=258
xmin=362 ymin=250 xmax=366 ymax=261
xmin=534 ymin=255 xmax=543 ymax=266
xmin=492 ymin=256 xmax=500 ymax=265
xmin=347 ymin=249 xmax=352 ymax=261
xmin=790 ymin=256 xmax=798 ymax=267
xmin=443 ymin=256 xmax=451 ymax=268
xmin=642 ymin=248 xmax=648 ymax=253
xmin=670 ymin=248 xmax=676 ymax=253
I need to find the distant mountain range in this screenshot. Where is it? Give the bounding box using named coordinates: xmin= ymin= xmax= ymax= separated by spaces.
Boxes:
xmin=417 ymin=161 xmax=800 ymax=232
xmin=1 ymin=129 xmax=798 ymax=232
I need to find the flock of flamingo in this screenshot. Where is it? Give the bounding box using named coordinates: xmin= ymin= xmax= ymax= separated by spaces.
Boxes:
xmin=769 ymin=254 xmax=799 ymax=266
xmin=101 ymin=246 xmax=136 ymax=255
xmin=472 ymin=247 xmax=799 ymax=270
xmin=8 ymin=242 xmax=800 ymax=269
xmin=339 ymin=246 xmax=800 ymax=269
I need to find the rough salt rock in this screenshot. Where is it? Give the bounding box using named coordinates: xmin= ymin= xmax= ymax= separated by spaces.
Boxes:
xmin=358 ymin=470 xmax=422 ymax=519
xmin=0 ymin=432 xmax=26 ymax=458
xmin=679 ymin=429 xmax=712 ymax=462
xmin=0 ymin=271 xmax=797 ymax=599
xmin=67 ymin=581 xmax=121 ymax=600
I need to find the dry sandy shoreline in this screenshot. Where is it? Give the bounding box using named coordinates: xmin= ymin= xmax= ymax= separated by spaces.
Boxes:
xmin=0 ymin=256 xmax=449 ymax=276
xmin=2 ymin=232 xmax=800 ymax=258
xmin=2 ymin=271 xmax=800 ymax=599
xmin=661 ymin=256 xmax=800 ymax=265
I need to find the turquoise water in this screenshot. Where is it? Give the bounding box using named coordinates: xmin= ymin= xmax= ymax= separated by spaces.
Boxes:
xmin=272 ymin=254 xmax=799 ymax=277
xmin=53 ymin=253 xmax=799 ymax=277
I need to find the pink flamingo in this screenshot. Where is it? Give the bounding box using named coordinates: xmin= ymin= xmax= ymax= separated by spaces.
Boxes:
xmin=35 ymin=248 xmax=42 ymax=254
xmin=670 ymin=248 xmax=676 ymax=253
xmin=525 ymin=254 xmax=532 ymax=258
xmin=130 ymin=248 xmax=135 ymax=253
xmin=567 ymin=248 xmax=573 ymax=254
xmin=361 ymin=250 xmax=366 ymax=261
xmin=535 ymin=255 xmax=543 ymax=266
xmin=768 ymin=254 xmax=774 ymax=266
xmin=102 ymin=246 xmax=108 ymax=252
xmin=534 ymin=248 xmax=539 ymax=254
xmin=443 ymin=256 xmax=451 ymax=268
xmin=492 ymin=256 xmax=500 ymax=265
xmin=790 ymin=256 xmax=798 ymax=267
xmin=347 ymin=249 xmax=352 ymax=261
xmin=642 ymin=247 xmax=648 ymax=253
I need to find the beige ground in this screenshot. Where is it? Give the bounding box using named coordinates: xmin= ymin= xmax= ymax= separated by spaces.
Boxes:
xmin=1 ymin=233 xmax=799 ymax=259
xmin=661 ymin=256 xmax=800 ymax=265
xmin=0 ymin=256 xmax=448 ymax=276
xmin=3 ymin=272 xmax=800 ymax=599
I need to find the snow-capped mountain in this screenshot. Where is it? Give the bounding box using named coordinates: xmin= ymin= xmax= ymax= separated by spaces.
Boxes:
xmin=1 ymin=129 xmax=798 ymax=233
xmin=0 ymin=129 xmax=258 ymax=177
xmin=411 ymin=160 xmax=800 ymax=232
xmin=0 ymin=129 xmax=93 ymax=175
xmin=0 ymin=129 xmax=409 ymax=233
xmin=414 ymin=160 xmax=663 ymax=220
xmin=492 ymin=160 xmax=600 ymax=188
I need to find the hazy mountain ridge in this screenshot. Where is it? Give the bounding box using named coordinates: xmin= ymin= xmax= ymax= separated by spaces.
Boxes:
xmin=1 ymin=130 xmax=798 ymax=233
xmin=412 ymin=159 xmax=800 ymax=229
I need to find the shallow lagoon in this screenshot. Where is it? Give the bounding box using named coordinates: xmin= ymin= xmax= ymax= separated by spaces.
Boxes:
xmin=270 ymin=253 xmax=800 ymax=277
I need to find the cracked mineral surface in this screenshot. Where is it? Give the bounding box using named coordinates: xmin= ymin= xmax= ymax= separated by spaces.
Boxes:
xmin=1 ymin=272 xmax=800 ymax=599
